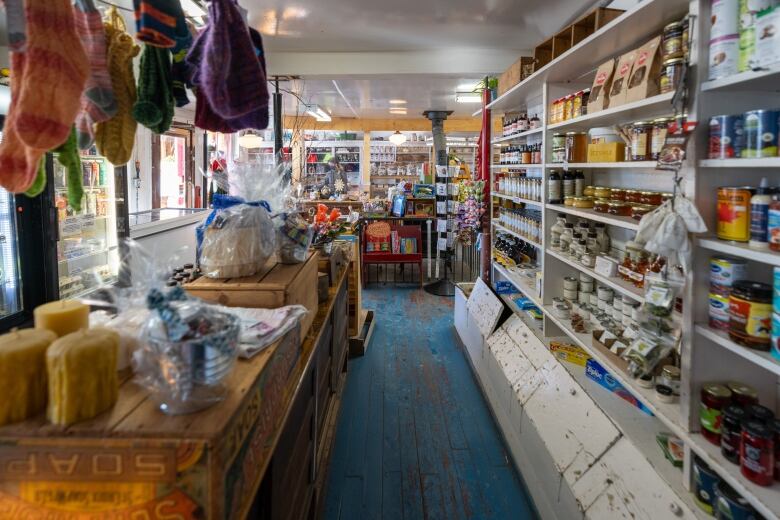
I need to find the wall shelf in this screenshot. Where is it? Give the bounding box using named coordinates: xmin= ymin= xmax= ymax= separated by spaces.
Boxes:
xmin=546 ymin=204 xmax=640 ymax=231
xmin=493 ymin=262 xmax=542 ymax=308
xmin=698 ymin=238 xmax=780 ymax=267
xmin=695 ymin=325 xmax=780 ymax=377
xmin=700 ymin=67 xmax=780 ymax=93
xmin=547 ymin=93 xmax=675 ymax=132
xmin=492 ymin=127 xmax=544 ymax=144
xmin=699 ymin=157 xmax=780 ymax=168
xmin=546 ymin=248 xmax=643 ymax=302
xmin=492 ymin=192 xmax=543 ymax=207
xmin=492 ymin=221 xmax=542 ymax=250
xmin=546 ymin=161 xmax=660 ymax=169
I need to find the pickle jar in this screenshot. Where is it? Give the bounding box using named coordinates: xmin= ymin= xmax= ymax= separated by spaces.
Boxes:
xmin=630 ymin=121 xmax=652 ymax=161
xmin=660 ymin=58 xmax=684 ymax=94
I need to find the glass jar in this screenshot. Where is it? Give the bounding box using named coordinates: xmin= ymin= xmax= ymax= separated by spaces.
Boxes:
xmin=610 ymin=188 xmax=626 ymax=202
xmin=563 ymin=196 xmax=575 ymax=207
xmin=661 ymin=192 xmax=675 ymax=203
xmin=562 ymin=170 xmax=574 ymax=197
xmin=721 ymin=404 xmax=746 ymax=464
xmin=594 ymin=223 xmax=610 ymax=253
xmin=586 ymin=232 xmax=599 ymax=255
xmin=574 ymin=170 xmax=585 ymax=197
xmin=640 ymin=191 xmax=663 ymax=206
xmin=551 ymin=134 xmax=566 ymax=163
xmin=651 ymin=117 xmax=671 ymax=160
xmin=559 ymin=223 xmax=574 ymax=253
xmin=572 ymin=91 xmax=583 ymax=119
xmin=631 ymin=121 xmax=652 ymax=161
xmin=728 ymin=381 xmax=759 ymax=407
xmin=682 ymin=15 xmax=690 ymax=59
xmin=563 ymin=95 xmax=574 ymax=121
xmin=660 ymin=58 xmax=684 ymax=94
xmin=701 ymin=383 xmax=732 ymax=445
xmin=729 ymin=281 xmax=773 ymax=350
xmin=607 ymin=202 xmax=630 ymax=216
xmin=624 ymin=190 xmax=642 ymax=204
xmin=662 ymin=21 xmax=684 ymax=60
xmin=593 ymin=198 xmax=611 ymax=213
xmin=583 ymin=185 xmax=595 ymax=197
xmin=741 ymin=420 xmax=775 ymax=486
xmin=580 ymin=89 xmax=590 ymax=116
xmin=548 ymin=170 xmax=562 ymax=204
xmin=565 ymin=132 xmax=588 ymax=163
xmin=550 ymin=213 xmax=567 ymax=249
xmin=572 ymin=197 xmax=594 ymax=208
xmin=593 ymin=186 xmax=611 ymax=199
xmin=631 ymin=204 xmax=654 ymax=220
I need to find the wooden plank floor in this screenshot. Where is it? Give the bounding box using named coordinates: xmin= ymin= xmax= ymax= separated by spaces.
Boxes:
xmin=323 ymin=287 xmax=538 ymax=520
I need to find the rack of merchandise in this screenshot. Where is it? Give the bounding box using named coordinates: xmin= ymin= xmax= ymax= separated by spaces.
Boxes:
xmin=369 ymin=141 xmax=431 ymax=197
xmin=477 ymin=0 xmax=780 ymax=518
xmin=303 ymin=140 xmax=364 ymax=192
xmin=447 ymin=143 xmax=478 ymax=174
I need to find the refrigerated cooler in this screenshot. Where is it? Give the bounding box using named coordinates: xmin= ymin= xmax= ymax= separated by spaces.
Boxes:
xmin=0 ymin=187 xmax=23 ymax=319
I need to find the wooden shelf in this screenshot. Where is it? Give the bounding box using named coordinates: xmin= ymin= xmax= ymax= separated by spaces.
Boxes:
xmin=492 ymin=192 xmax=543 ymax=207
xmin=499 ymin=293 xmax=544 ymax=342
xmin=547 ymin=93 xmax=675 ymax=132
xmin=546 ymin=204 xmax=640 ymax=231
xmin=546 ymin=248 xmax=643 ymax=302
xmin=491 ymin=164 xmax=543 ymax=169
xmin=698 ymin=238 xmax=780 ymax=267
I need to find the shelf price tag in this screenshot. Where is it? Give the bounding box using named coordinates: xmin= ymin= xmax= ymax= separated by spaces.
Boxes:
xmin=60 ymin=216 xmax=82 ymax=238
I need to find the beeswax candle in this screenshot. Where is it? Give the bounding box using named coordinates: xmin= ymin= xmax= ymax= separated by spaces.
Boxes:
xmin=0 ymin=329 xmax=57 ymax=425
xmin=34 ymin=300 xmax=89 ymax=337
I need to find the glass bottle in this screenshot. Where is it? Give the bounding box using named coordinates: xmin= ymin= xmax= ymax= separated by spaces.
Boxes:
xmin=586 ymin=232 xmax=599 ymax=254
xmin=550 ymin=213 xmax=567 ymax=250
xmin=594 ymin=223 xmax=610 ymax=253
xmin=569 ymin=233 xmax=582 ymax=257
xmin=560 ymin=223 xmax=574 ymax=254
xmin=548 ymin=171 xmax=562 ymax=204
xmin=649 ymin=254 xmax=666 ymax=274
xmin=619 ymin=249 xmax=634 ymax=281
xmin=574 ymin=170 xmax=585 ymax=197
xmin=562 ymin=170 xmax=574 ymax=198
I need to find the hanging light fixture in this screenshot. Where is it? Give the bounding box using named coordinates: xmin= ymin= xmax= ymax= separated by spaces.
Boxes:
xmin=388 ymin=131 xmax=407 ymax=145
xmin=238 ymin=130 xmax=264 ymax=148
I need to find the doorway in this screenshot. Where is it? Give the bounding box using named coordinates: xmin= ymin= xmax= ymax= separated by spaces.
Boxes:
xmin=152 ymin=127 xmax=194 ymax=209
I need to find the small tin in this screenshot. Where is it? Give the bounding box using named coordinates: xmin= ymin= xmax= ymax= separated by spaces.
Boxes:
xmin=774 ymin=266 xmax=780 ymax=313
xmin=708 ymin=114 xmax=744 ymax=159
xmin=717 ymin=187 xmax=755 ymax=242
xmin=711 ymin=0 xmax=740 ymax=40
xmin=710 ymin=255 xmax=748 ymax=295
xmin=715 ymin=480 xmax=760 ymax=519
xmin=693 ymin=455 xmax=719 ymax=514
xmin=709 ymin=34 xmax=740 ymax=80
xmin=742 ymin=109 xmax=779 ymax=158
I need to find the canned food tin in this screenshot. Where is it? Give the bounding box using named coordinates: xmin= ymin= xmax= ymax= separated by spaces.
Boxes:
xmin=717 ymin=187 xmax=754 ymax=242
xmin=772 ymin=312 xmax=780 ymax=361
xmin=710 ymin=292 xmax=731 ymax=331
xmin=742 ymin=109 xmax=779 ymax=158
xmin=709 ymin=34 xmax=740 ymax=80
xmin=711 ymin=0 xmax=740 ymax=40
xmin=710 ymin=255 xmax=748 ymax=295
xmin=738 ymin=0 xmax=772 ymax=73
xmin=708 ymin=115 xmax=744 ymax=159
xmin=774 ymin=267 xmax=780 ymax=313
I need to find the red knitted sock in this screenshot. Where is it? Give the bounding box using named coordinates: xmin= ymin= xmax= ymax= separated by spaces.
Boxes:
xmin=14 ymin=0 xmax=89 ymax=150
xmin=0 ymin=54 xmax=46 ymax=193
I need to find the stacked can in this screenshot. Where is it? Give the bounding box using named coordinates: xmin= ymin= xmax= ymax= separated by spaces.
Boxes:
xmin=710 ymin=256 xmax=748 ymax=330
xmin=709 ymin=0 xmax=740 ymax=80
xmin=773 ymin=267 xmax=780 ymax=359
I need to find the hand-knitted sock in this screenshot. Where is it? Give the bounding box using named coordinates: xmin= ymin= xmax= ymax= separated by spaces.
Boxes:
xmin=132 ymin=44 xmax=173 ymax=134
xmin=170 ymin=20 xmax=194 ymax=107
xmin=132 ymin=0 xmax=183 ymax=48
xmin=4 ymin=0 xmax=26 ymax=51
xmin=95 ymin=11 xmax=140 ymax=165
xmin=55 ymin=128 xmax=83 ymax=211
xmin=24 ymin=157 xmax=47 ymax=197
xmin=14 ymin=0 xmax=89 ymax=151
xmin=0 ymin=53 xmax=46 ymax=193
xmin=74 ymin=0 xmax=118 ymax=150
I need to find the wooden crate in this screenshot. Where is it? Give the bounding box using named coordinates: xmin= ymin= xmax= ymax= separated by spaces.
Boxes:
xmin=534 ymin=38 xmax=554 ymax=71
xmin=186 ymin=251 xmax=319 ymax=337
xmin=552 ymin=29 xmax=573 ymax=58
xmin=497 ymin=56 xmax=535 ymax=96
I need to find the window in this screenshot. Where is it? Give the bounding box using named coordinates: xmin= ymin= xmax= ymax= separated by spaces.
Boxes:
xmin=152 ymin=127 xmax=194 ymax=208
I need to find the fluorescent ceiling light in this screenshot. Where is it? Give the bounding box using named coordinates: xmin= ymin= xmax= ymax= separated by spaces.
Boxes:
xmin=389 ymin=108 xmax=407 ymax=114
xmin=457 ymin=82 xmax=481 ymax=92
xmin=389 ymin=99 xmax=407 ymax=105
xmin=305 ymin=104 xmax=332 ymax=122
xmin=238 ymin=131 xmax=264 ymax=148
xmin=456 ymin=92 xmax=482 ymax=103
xmin=388 ymin=131 xmax=407 ymax=145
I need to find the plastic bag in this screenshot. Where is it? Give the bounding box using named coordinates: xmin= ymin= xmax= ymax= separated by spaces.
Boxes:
xmin=276 ymin=212 xmax=313 ymax=264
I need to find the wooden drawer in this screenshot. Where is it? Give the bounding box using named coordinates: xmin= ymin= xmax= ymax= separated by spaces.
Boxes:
xmin=273 ymin=390 xmax=315 ymax=520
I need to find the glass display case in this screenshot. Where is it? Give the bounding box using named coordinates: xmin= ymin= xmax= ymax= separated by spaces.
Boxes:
xmin=0 ymin=187 xmax=22 ymax=318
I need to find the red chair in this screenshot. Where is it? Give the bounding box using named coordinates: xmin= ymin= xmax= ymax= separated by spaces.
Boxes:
xmin=362 ymin=224 xmax=423 ymax=288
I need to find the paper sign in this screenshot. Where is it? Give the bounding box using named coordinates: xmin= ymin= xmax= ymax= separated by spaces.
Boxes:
xmin=60 ymin=216 xmax=82 ymax=238
xmin=80 ymin=215 xmax=96 ymax=232
xmin=437 ymin=237 xmax=447 ymax=251
xmin=436 ymin=219 xmax=448 ymax=233
xmin=436 ymin=183 xmax=447 ymax=196
xmin=436 ymin=202 xmax=446 ymax=215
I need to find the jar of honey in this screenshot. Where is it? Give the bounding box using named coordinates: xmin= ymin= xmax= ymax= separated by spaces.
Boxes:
xmin=583 ymin=185 xmax=595 ymax=197
xmin=593 ymin=199 xmax=611 ymax=213
xmin=563 ymin=196 xmax=575 ymax=207
xmin=593 ymin=186 xmax=611 ymax=199
xmin=565 ymin=132 xmax=588 ymax=163
xmin=640 ymin=191 xmax=663 ymax=206
xmin=625 ymin=189 xmax=642 ymax=204
xmin=610 ymin=188 xmax=626 ymax=202
xmin=572 ymin=197 xmax=594 ymax=209
xmin=607 ymin=202 xmax=631 ymax=216
xmin=631 ymin=121 xmax=653 ymax=161
xmin=630 ymin=204 xmax=654 ymax=220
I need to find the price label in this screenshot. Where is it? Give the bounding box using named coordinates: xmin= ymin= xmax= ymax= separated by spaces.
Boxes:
xmin=60 ymin=216 xmax=82 ymax=238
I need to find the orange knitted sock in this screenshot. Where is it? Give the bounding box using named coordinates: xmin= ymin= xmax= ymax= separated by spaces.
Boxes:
xmin=0 ymin=54 xmax=46 ymax=193
xmin=14 ymin=0 xmax=89 ymax=150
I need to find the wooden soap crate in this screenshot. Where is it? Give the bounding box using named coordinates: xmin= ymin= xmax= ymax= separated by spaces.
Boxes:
xmin=186 ymin=251 xmax=320 ymax=337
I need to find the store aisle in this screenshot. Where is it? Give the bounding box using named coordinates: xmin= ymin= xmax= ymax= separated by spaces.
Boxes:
xmin=323 ymin=287 xmax=537 ymax=520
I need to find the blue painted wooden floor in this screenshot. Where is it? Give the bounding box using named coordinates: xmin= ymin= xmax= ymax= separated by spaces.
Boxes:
xmin=324 ymin=287 xmax=538 ymax=520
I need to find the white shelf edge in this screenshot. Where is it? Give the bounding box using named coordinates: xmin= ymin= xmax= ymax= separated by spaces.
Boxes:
xmin=547 ymin=92 xmax=675 ymax=131
xmin=492 ymin=221 xmax=543 ymax=250
xmin=697 ymin=238 xmax=780 ymax=267
xmin=545 ymin=161 xmax=660 ymax=169
xmin=491 ymin=127 xmax=544 ymax=144
xmin=546 ymin=204 xmax=640 ymax=231
xmin=499 ymin=293 xmax=545 ymax=342
xmin=695 ymin=325 xmax=780 ymax=376
xmin=546 ymin=248 xmax=643 ymax=303
xmin=491 ymin=192 xmax=543 ymax=208
xmin=700 ymin=67 xmax=780 ymax=92
xmin=491 ymin=164 xmax=544 ymax=169
xmin=699 ymin=157 xmax=780 ymax=168
xmin=493 ymin=261 xmax=543 ymax=308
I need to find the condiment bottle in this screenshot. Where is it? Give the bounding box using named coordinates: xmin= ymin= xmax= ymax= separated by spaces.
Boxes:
xmin=550 ymin=213 xmax=566 ymax=250
xmin=594 ymin=223 xmax=610 ymax=253
xmin=750 ymin=178 xmax=773 ymax=250
xmin=559 ymin=223 xmax=575 ymax=253
xmin=529 ymin=114 xmax=540 ymax=129
xmin=562 ymin=171 xmax=574 ymax=198
xmin=741 ymin=420 xmax=775 ymax=486
xmin=574 ymin=170 xmax=585 ymax=197
xmin=548 ymin=171 xmax=562 ymax=204
xmin=631 ymin=251 xmax=649 ymax=288
xmin=619 ymin=250 xmax=634 ymax=281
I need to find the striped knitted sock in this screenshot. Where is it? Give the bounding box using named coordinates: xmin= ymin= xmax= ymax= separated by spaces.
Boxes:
xmin=133 ymin=0 xmax=183 ymax=48
xmin=74 ymin=0 xmax=117 ymax=150
xmin=0 ymin=53 xmax=46 ymax=193
xmin=4 ymin=0 xmax=26 ymax=51
xmin=14 ymin=0 xmax=89 ymax=151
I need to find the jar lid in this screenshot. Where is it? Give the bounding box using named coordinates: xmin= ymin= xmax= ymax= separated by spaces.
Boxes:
xmin=723 ymin=404 xmax=746 ymax=421
xmin=663 ymin=58 xmax=685 ymax=66
xmin=607 ymin=202 xmax=628 ymax=207
xmin=553 ymin=133 xmax=565 ymax=137
xmin=731 ymin=280 xmax=773 ymax=301
xmin=564 ymin=276 xmax=577 ymax=282
xmin=655 ymin=384 xmax=673 ymax=397
xmin=747 ymin=404 xmax=776 ymax=422
xmin=610 ymin=188 xmax=625 ymax=193
xmin=664 ymin=21 xmax=682 ymax=31
xmin=633 ymin=121 xmax=652 ymax=126
xmin=743 ymin=419 xmax=773 ymax=439
xmin=703 ymin=383 xmax=732 ymax=399
xmin=653 ymin=117 xmax=673 ymax=124
xmin=727 ymin=381 xmax=758 ymax=400
xmin=640 ymin=190 xmax=659 ymax=195
xmin=661 ymin=365 xmax=681 ymax=380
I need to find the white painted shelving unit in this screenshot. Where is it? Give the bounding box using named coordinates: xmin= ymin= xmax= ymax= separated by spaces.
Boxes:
xmin=475 ymin=0 xmax=780 ymax=518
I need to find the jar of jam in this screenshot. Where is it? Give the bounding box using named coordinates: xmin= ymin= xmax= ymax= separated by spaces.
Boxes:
xmin=639 ymin=191 xmax=663 ymax=206
xmin=721 ymin=404 xmax=746 ymax=464
xmin=701 ymin=383 xmax=732 ymax=445
xmin=593 ymin=186 xmax=611 ymax=199
xmin=663 ymin=21 xmax=684 ymax=60
xmin=593 ymin=199 xmax=611 ymax=213
xmin=583 ymin=185 xmax=595 ymax=198
xmin=631 ymin=121 xmax=652 ymax=161
xmin=741 ymin=420 xmax=775 ymax=486
xmin=727 ymin=381 xmax=759 ymax=406
xmin=728 ymin=280 xmax=773 ymax=350
xmin=624 ymin=189 xmax=642 ymax=204
xmin=660 ymin=58 xmax=685 ymax=94
xmin=661 ymin=192 xmax=675 ymax=203
xmin=630 ymin=204 xmax=654 ymax=221
xmin=610 ymin=188 xmax=626 ymax=202
xmin=651 ymin=117 xmax=671 ymax=160
xmin=565 ymin=132 xmax=587 ymax=163
xmin=607 ymin=202 xmax=630 ymax=216
xmin=747 ymin=404 xmax=776 ymax=423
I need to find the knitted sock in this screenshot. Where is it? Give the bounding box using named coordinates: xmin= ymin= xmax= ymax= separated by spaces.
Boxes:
xmin=4 ymin=0 xmax=26 ymax=51
xmin=74 ymin=0 xmax=118 ymax=150
xmin=132 ymin=44 xmax=173 ymax=134
xmin=24 ymin=157 xmax=47 ymax=197
xmin=55 ymin=128 xmax=83 ymax=211
xmin=0 ymin=53 xmax=45 ymax=193
xmin=132 ymin=0 xmax=183 ymax=48
xmin=14 ymin=0 xmax=89 ymax=151
xmin=170 ymin=20 xmax=194 ymax=107
xmin=95 ymin=11 xmax=140 ymax=165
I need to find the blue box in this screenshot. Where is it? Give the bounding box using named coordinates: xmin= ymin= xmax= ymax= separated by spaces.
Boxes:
xmin=585 ymin=359 xmax=654 ymax=416
xmin=495 ymin=281 xmax=517 ymax=295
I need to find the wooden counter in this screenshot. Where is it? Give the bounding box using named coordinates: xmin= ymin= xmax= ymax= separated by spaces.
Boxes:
xmin=0 ymin=267 xmax=351 ymax=520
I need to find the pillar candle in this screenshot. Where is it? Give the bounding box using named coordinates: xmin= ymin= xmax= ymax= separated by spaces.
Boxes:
xmin=34 ymin=300 xmax=89 ymax=337
xmin=0 ymin=328 xmax=57 ymax=425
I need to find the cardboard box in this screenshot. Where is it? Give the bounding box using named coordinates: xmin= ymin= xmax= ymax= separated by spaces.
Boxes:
xmin=587 ymin=59 xmax=616 ymax=113
xmin=550 ymin=341 xmax=591 ymax=366
xmin=585 ymin=358 xmax=654 ymax=416
xmin=607 ymin=49 xmax=637 ymax=108
xmin=498 ymin=56 xmax=536 ymax=95
xmin=625 ymin=35 xmax=662 ymax=103
xmin=587 ymin=142 xmax=626 ymax=162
